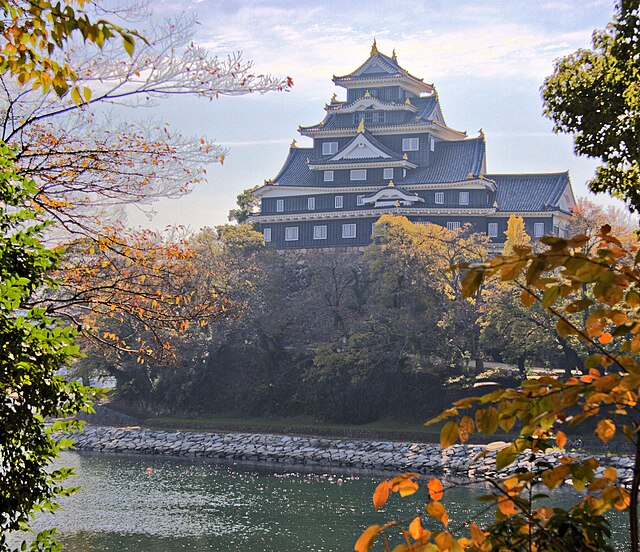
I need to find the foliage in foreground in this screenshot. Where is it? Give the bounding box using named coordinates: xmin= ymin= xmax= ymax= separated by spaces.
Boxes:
xmin=356 ymin=225 xmax=640 ymax=551
xmin=0 ymin=146 xmax=97 ymax=551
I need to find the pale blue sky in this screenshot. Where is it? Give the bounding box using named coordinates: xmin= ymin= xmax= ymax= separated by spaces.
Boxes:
xmin=132 ymin=0 xmax=619 ymax=230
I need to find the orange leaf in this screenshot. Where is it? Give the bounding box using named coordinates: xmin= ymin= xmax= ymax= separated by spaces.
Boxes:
xmin=373 ymin=481 xmax=390 ymax=510
xmin=409 ymin=516 xmax=428 ymax=540
xmin=397 ymin=478 xmax=419 ymax=497
xmin=427 ymin=500 xmax=449 ymax=527
xmin=469 ymin=524 xmax=486 ymax=546
xmin=595 ymin=419 xmax=616 ymax=443
xmin=599 ymin=332 xmax=613 ymax=345
xmin=458 ymin=415 xmax=475 ymax=444
xmin=355 ymin=525 xmax=382 ymax=552
xmin=428 ymin=478 xmax=444 ymax=501
xmin=556 ymin=431 xmax=567 ymax=449
xmin=497 ymin=495 xmax=518 ymax=516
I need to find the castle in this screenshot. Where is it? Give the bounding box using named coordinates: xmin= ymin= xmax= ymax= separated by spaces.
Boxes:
xmin=250 ymin=41 xmax=575 ymax=249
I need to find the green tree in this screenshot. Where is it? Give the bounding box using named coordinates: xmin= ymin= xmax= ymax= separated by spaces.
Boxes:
xmin=542 ymin=0 xmax=640 ymax=211
xmin=0 ymin=146 xmax=96 ymax=551
xmin=228 ymin=185 xmax=261 ymax=224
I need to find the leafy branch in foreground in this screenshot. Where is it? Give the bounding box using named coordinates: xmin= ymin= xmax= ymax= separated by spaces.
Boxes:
xmin=0 ymin=143 xmax=99 ymax=552
xmin=356 ymin=226 xmax=640 ymax=551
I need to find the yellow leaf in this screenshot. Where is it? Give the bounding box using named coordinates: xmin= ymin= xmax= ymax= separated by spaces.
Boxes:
xmin=595 ymin=419 xmax=616 ymax=443
xmin=458 ymin=415 xmax=475 ymax=444
xmin=397 ymin=478 xmax=419 ymax=497
xmin=355 ymin=525 xmax=382 ymax=552
xmin=373 ymin=481 xmax=390 ymax=510
xmin=427 ymin=501 xmax=448 ymax=527
xmin=434 ymin=531 xmax=454 ymax=550
xmin=440 ymin=421 xmax=459 ymax=449
xmin=428 ymin=478 xmax=444 ymax=501
xmin=496 ymin=444 xmax=518 ymax=470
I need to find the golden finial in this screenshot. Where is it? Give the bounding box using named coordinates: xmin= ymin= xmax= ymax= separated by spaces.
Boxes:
xmin=331 ymin=93 xmax=337 ymax=102
xmin=290 ymin=139 xmax=297 ymax=148
xmin=402 ymin=153 xmax=408 ymax=160
xmin=392 ymin=48 xmax=397 ymax=61
xmin=493 ymin=200 xmax=498 ymax=208
xmin=479 ymin=173 xmax=485 ymax=179
xmin=405 ymin=97 xmax=412 ymax=105
xmin=364 ymin=90 xmax=371 ymax=98
xmin=467 ymin=172 xmax=474 ymax=179
xmin=388 ymin=180 xmax=395 ymax=187
xmin=394 ymin=200 xmax=401 ymax=208
xmin=478 ymin=128 xmax=484 ymax=137
xmin=357 ymin=119 xmax=365 ymax=133
xmin=370 ymin=38 xmax=378 ymax=56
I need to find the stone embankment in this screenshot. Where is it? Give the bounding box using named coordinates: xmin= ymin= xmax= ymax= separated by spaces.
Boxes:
xmin=68 ymin=425 xmax=634 ymax=486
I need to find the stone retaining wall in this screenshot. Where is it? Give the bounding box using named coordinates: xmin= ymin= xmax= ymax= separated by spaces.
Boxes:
xmin=68 ymin=425 xmax=634 ymax=486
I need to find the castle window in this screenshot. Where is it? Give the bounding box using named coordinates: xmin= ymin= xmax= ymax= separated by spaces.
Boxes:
xmin=263 ymin=228 xmax=272 ymax=242
xmin=335 ymin=195 xmax=343 ymax=208
xmin=350 ymin=169 xmax=367 ymax=181
xmin=314 ymin=225 xmax=327 ymax=240
xmin=434 ymin=192 xmax=444 ymax=204
xmin=284 ymin=227 xmax=299 ymax=241
xmin=534 ymin=223 xmax=545 ymax=238
xmin=447 ymin=222 xmax=461 ymax=231
xmin=357 ymin=195 xmax=365 ymax=206
xmin=308 ymin=197 xmax=315 ymax=210
xmin=487 ymin=222 xmax=498 ymax=238
xmin=276 ymin=199 xmax=284 ymax=212
xmin=322 ymin=142 xmax=338 ymax=155
xmin=383 ymin=168 xmax=394 ymax=180
xmin=354 ymin=111 xmax=385 ymax=125
xmin=459 ymin=191 xmax=469 ymax=205
xmin=342 ymin=223 xmax=357 ymax=239
xmin=324 ymin=171 xmax=334 ymax=182
xmin=430 ymin=137 xmax=436 ymax=152
xmin=402 ymin=138 xmax=419 ymax=151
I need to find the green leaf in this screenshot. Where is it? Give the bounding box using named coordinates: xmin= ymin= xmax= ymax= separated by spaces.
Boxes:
xmin=440 ymin=421 xmax=459 ymax=449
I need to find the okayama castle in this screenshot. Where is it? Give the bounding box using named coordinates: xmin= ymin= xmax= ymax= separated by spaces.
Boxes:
xmin=250 ymin=41 xmax=576 ymax=250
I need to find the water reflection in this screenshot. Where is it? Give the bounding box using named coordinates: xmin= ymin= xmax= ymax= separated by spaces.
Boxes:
xmin=22 ymin=451 xmax=629 ymax=552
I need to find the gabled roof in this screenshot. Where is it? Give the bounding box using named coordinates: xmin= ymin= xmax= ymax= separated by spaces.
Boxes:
xmin=329 ymin=130 xmax=400 ymax=161
xmin=488 ymin=172 xmax=572 ymax=212
xmin=402 ymin=137 xmax=486 ymax=184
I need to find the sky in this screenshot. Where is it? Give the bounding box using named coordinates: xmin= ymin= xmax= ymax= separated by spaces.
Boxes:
xmin=130 ymin=0 xmax=620 ymax=231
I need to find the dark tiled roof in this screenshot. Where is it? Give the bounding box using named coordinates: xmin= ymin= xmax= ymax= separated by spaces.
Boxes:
xmin=336 ymin=52 xmax=404 ymax=79
xmin=412 ymin=96 xmax=439 ymax=124
xmin=272 ymin=148 xmax=313 ymax=186
xmin=488 ymin=172 xmax=570 ymax=212
xmin=402 ymin=137 xmax=486 ymax=184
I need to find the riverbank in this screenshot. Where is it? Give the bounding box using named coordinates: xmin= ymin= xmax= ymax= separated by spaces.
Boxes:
xmin=68 ymin=425 xmax=634 ymax=486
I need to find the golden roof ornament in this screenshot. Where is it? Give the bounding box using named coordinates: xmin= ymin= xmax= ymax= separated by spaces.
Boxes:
xmin=364 ymin=90 xmax=371 ymax=98
xmin=402 ymin=153 xmax=408 ymax=160
xmin=478 ymin=128 xmax=484 ymax=137
xmin=290 ymin=139 xmax=297 ymax=148
xmin=392 ymin=48 xmax=397 ymax=61
xmin=467 ymin=172 xmax=474 ymax=179
xmin=331 ymin=93 xmax=338 ymax=102
xmin=357 ymin=119 xmax=365 ymax=133
xmin=388 ymin=180 xmax=395 ymax=187
xmin=394 ymin=200 xmax=401 ymax=207
xmin=370 ymin=38 xmax=378 ymax=56
xmin=493 ymin=200 xmax=498 ymax=208
xmin=405 ymin=97 xmax=412 ymax=105
xmin=479 ymin=173 xmax=485 ymax=179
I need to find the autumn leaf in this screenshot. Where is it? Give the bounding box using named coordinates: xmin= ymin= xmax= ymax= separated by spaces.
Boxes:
xmin=426 ymin=500 xmax=448 ymax=527
xmin=440 ymin=421 xmax=459 ymax=449
xmin=497 ymin=495 xmax=518 ymax=516
xmin=373 ymin=481 xmax=390 ymax=510
xmin=409 ymin=516 xmax=429 ymax=540
xmin=458 ymin=415 xmax=475 ymax=444
xmin=556 ymin=430 xmax=567 ymax=449
xmin=427 ymin=478 xmax=444 ymax=501
xmin=355 ymin=525 xmax=382 ymax=552
xmin=595 ymin=419 xmax=616 ymax=443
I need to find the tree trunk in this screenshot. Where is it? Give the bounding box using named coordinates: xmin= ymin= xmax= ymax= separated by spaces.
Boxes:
xmin=557 ymin=336 xmax=584 ymax=376
xmin=517 ymin=354 xmax=526 ymax=378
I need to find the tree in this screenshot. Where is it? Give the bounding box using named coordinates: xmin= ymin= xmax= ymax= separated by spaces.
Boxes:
xmin=0 ymin=146 xmax=97 ymax=552
xmin=502 ymin=214 xmax=531 ymax=255
xmin=542 ymin=0 xmax=640 ymax=211
xmin=228 ymin=185 xmax=261 ymax=224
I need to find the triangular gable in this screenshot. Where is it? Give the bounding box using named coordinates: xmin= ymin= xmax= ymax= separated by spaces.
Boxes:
xmin=362 ymin=187 xmax=424 ymax=207
xmin=331 ymin=133 xmax=393 ymax=161
xmin=557 ymin=181 xmax=576 ymax=211
xmin=352 ymin=55 xmax=400 ymax=77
